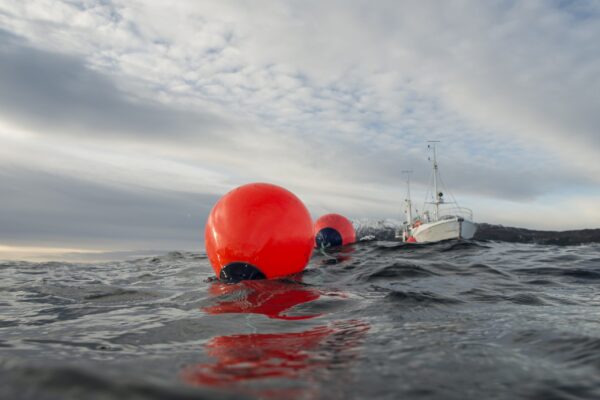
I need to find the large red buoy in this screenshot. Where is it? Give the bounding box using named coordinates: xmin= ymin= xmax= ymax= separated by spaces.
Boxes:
xmin=205 ymin=183 xmax=314 ymax=281
xmin=314 ymin=213 xmax=356 ymax=248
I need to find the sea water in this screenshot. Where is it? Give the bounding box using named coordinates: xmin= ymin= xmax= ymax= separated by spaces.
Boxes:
xmin=1 ymin=237 xmax=600 ymax=399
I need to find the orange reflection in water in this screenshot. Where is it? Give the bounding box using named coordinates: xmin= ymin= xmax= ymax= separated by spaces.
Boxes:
xmin=203 ymin=280 xmax=323 ymax=320
xmin=184 ymin=279 xmax=369 ymax=395
xmin=183 ymin=320 xmax=369 ymax=387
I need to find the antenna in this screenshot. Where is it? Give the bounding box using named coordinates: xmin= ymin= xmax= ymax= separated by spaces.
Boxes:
xmin=401 ymin=170 xmax=413 ymax=194
xmin=401 ymin=170 xmax=414 ymax=224
xmin=426 ymin=140 xmax=441 ymax=221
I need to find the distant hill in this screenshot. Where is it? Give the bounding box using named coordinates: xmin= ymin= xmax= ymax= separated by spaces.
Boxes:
xmin=474 ymin=223 xmax=600 ymax=245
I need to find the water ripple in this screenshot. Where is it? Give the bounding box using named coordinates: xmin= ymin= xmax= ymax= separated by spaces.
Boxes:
xmin=1 ymin=241 xmax=600 ymax=399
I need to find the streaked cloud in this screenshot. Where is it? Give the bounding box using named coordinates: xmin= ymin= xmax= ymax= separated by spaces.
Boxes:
xmin=0 ymin=28 xmax=233 ymax=142
xmin=0 ymin=0 xmax=598 ymax=254
xmin=0 ymin=167 xmax=217 ymax=250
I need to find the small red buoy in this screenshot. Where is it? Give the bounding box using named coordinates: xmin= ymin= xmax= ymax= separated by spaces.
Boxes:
xmin=314 ymin=213 xmax=356 ymax=248
xmin=406 ymin=236 xmax=417 ymax=243
xmin=205 ymin=183 xmax=314 ymax=281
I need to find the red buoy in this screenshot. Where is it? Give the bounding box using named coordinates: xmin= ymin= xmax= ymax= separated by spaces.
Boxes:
xmin=205 ymin=183 xmax=314 ymax=281
xmin=314 ymin=213 xmax=356 ymax=248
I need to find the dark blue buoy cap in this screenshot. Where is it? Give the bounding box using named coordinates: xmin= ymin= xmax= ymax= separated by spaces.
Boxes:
xmin=220 ymin=262 xmax=266 ymax=282
xmin=315 ymin=227 xmax=343 ymax=248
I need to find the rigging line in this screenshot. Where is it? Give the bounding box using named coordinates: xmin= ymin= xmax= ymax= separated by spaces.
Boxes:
xmin=401 ymin=169 xmax=414 ymax=224
xmin=422 ymin=168 xmax=434 ymax=217
xmin=436 ymin=172 xmax=450 ymax=206
xmin=438 ymin=173 xmax=460 ymax=208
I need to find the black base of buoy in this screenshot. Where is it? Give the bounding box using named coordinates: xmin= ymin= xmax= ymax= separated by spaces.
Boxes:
xmin=220 ymin=262 xmax=266 ymax=282
xmin=315 ymin=227 xmax=343 ymax=248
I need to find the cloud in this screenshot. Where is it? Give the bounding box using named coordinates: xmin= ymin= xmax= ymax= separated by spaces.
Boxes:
xmin=0 ymin=24 xmax=578 ymax=205
xmin=0 ymin=167 xmax=217 ymax=250
xmin=475 ymin=192 xmax=600 ymax=231
xmin=0 ymin=0 xmax=599 ymax=254
xmin=0 ymin=28 xmax=233 ymax=142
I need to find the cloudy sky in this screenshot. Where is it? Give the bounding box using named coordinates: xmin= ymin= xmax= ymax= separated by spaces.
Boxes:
xmin=1 ymin=0 xmax=599 ymax=257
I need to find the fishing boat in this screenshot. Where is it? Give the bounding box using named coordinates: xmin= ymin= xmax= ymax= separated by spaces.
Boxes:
xmin=397 ymin=141 xmax=477 ymax=243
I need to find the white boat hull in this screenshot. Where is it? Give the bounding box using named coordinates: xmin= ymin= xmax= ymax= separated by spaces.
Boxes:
xmin=411 ymin=218 xmax=476 ymax=243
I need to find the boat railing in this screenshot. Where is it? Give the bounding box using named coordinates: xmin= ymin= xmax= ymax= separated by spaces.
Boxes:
xmin=438 ymin=207 xmax=473 ymax=221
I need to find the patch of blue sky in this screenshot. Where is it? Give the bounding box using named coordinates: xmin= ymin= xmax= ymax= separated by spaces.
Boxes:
xmin=555 ymin=0 xmax=600 ymax=21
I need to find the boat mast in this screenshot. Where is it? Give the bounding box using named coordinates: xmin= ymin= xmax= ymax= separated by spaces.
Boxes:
xmin=402 ymin=170 xmax=413 ymax=223
xmin=428 ymin=141 xmax=441 ymax=221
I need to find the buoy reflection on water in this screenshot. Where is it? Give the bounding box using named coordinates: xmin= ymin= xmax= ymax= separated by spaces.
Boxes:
xmin=183 ymin=277 xmax=369 ymax=396
xmin=182 ymin=320 xmax=370 ymax=396
xmin=203 ymin=280 xmax=323 ymax=320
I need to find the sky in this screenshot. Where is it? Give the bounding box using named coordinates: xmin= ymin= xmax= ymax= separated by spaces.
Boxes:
xmin=0 ymin=0 xmax=599 ymax=257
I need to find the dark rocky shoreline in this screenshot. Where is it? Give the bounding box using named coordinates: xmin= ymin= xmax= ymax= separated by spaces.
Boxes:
xmin=474 ymin=223 xmax=600 ymax=245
